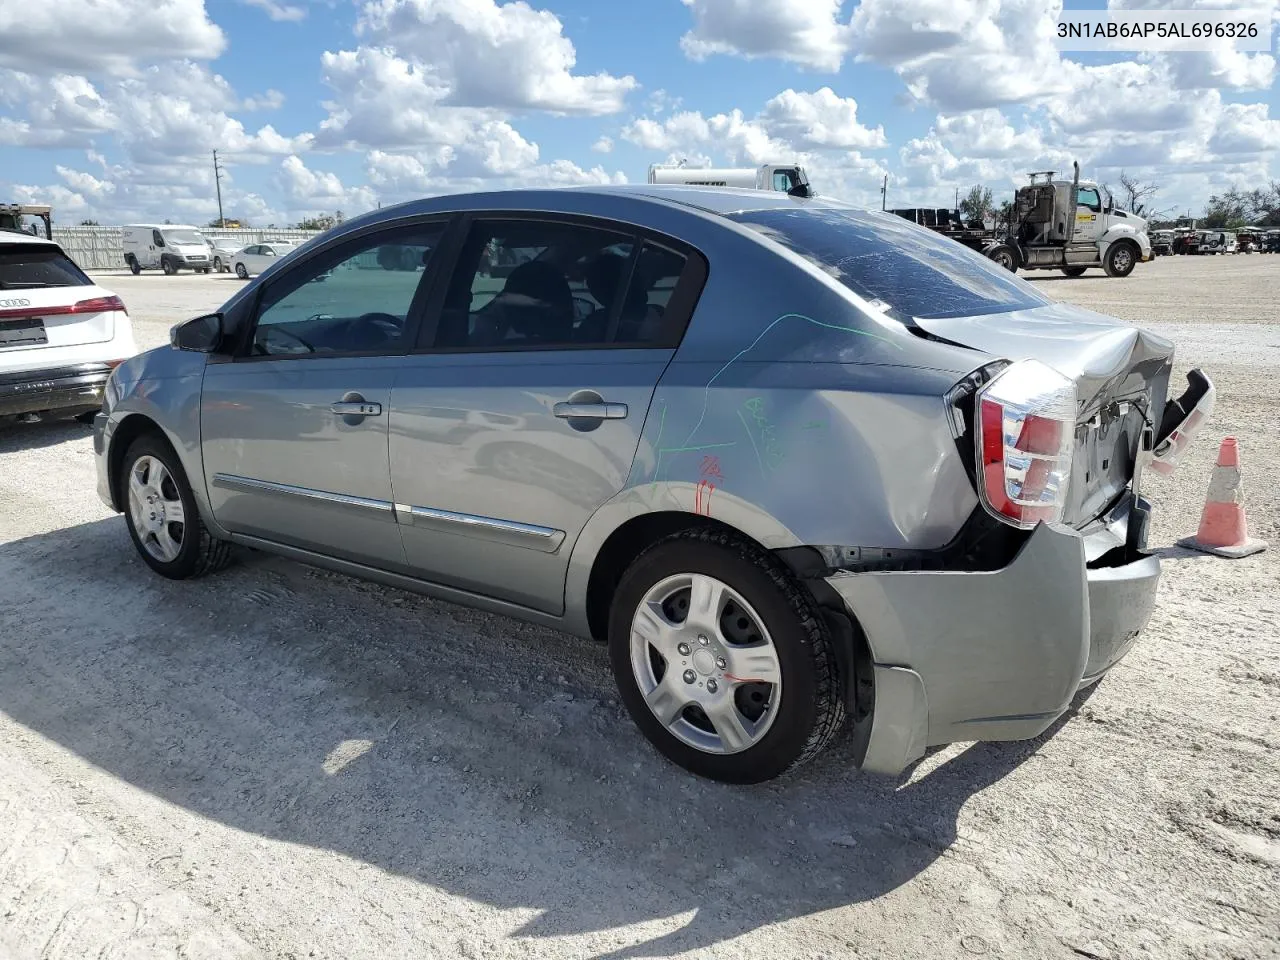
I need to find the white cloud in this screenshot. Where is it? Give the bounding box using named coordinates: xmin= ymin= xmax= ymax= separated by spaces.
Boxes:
xmin=354 ymin=0 xmax=636 ymax=114
xmin=278 ymin=155 xmax=378 ymax=214
xmin=241 ymin=0 xmax=307 ymax=21
xmin=1209 ymin=102 xmax=1280 ymax=156
xmin=0 ymin=0 xmax=225 ymax=75
xmin=243 ymin=89 xmax=286 ymax=111
xmin=679 ymin=0 xmax=851 ymax=71
xmin=592 ymin=136 xmax=614 ymax=153
xmin=758 ymin=88 xmax=887 ymax=150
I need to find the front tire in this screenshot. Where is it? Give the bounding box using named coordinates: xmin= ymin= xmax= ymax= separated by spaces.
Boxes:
xmin=1103 ymin=240 xmax=1138 ymax=278
xmin=161 ymin=257 xmax=176 ymax=276
xmin=121 ymin=434 xmax=232 ymax=580
xmin=213 ymin=257 xmax=224 ymax=272
xmin=986 ymin=243 xmax=1019 ymax=272
xmin=235 ymin=262 xmax=249 ymax=279
xmin=608 ymin=529 xmax=845 ymax=783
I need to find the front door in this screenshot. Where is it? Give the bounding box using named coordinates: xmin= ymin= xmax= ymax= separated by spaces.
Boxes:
xmin=1073 ymin=186 xmax=1103 ymax=245
xmin=389 ymin=216 xmax=703 ymax=613
xmin=201 ymin=221 xmax=448 ymax=570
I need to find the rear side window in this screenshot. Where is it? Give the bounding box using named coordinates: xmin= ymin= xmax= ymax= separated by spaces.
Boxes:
xmin=431 ymin=220 xmax=693 ymax=350
xmin=728 ymin=206 xmax=1050 ymax=323
xmin=0 ymin=244 xmax=92 ymax=289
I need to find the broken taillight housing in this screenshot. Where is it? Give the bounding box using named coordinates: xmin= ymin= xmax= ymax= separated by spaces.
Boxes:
xmin=1150 ymin=368 xmax=1215 ymax=476
xmin=974 ymin=359 xmax=1077 ymax=529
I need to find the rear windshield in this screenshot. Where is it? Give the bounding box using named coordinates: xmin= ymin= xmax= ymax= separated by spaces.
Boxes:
xmin=0 ymin=245 xmax=92 ymax=289
xmin=727 ymin=206 xmax=1050 ymax=323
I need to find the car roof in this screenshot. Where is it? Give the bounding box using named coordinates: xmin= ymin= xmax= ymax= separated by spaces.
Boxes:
xmin=350 ymin=183 xmax=862 ymax=225
xmin=0 ymin=230 xmax=58 ymax=247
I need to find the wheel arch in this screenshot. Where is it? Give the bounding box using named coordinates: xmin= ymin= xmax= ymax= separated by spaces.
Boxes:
xmin=576 ymin=507 xmax=872 ymax=739
xmin=106 ymin=413 xmax=174 ymax=512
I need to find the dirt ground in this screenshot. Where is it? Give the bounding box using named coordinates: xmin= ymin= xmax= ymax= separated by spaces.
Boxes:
xmin=1 ymin=255 xmax=1277 ymax=960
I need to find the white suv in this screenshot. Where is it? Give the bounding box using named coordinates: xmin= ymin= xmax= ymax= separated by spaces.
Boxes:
xmin=0 ymin=231 xmax=137 ymax=423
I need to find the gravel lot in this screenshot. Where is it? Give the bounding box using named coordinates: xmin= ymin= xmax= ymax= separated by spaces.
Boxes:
xmin=2 ymin=256 xmax=1277 ymax=960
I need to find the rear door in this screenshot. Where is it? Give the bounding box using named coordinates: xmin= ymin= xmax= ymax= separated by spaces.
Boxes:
xmin=201 ymin=219 xmax=450 ymax=570
xmin=388 ymin=215 xmax=707 ymax=613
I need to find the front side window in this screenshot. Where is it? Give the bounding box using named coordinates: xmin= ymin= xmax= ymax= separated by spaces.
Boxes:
xmin=152 ymin=230 xmax=165 ymax=247
xmin=772 ymin=169 xmax=798 ymax=192
xmin=0 ymin=244 xmax=92 ymax=289
xmin=249 ymin=225 xmax=444 ymax=357
xmin=433 ymin=220 xmax=685 ymax=350
xmin=728 ymin=205 xmax=1051 ymax=324
xmin=1077 ymin=188 xmax=1101 ymax=212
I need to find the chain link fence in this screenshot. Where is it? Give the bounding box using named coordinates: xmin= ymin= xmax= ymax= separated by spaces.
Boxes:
xmin=55 ymin=226 xmax=323 ymax=271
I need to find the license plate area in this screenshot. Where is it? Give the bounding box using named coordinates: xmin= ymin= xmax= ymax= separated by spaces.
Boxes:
xmin=0 ymin=317 xmax=47 ymax=347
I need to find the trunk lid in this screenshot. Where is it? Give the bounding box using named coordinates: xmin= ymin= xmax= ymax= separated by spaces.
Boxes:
xmin=914 ymin=302 xmax=1174 ymax=528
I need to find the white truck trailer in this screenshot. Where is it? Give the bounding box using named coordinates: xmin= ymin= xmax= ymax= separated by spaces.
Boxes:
xmin=647 ymin=162 xmax=813 ymax=197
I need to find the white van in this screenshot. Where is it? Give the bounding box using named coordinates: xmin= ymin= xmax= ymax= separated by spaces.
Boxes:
xmin=646 ymin=162 xmax=812 ymax=196
xmin=121 ymin=224 xmax=214 ymax=275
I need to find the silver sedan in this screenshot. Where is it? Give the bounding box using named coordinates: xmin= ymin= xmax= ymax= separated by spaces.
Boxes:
xmin=93 ymin=186 xmax=1213 ymax=783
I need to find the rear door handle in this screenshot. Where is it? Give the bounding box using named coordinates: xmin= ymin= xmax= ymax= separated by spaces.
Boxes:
xmin=553 ymin=401 xmax=628 ymax=420
xmin=330 ymin=400 xmax=382 ymax=417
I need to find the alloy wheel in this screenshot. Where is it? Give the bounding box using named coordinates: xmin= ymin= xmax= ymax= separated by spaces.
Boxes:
xmin=629 ymin=572 xmax=782 ymax=755
xmin=127 ymin=455 xmax=186 ymax=563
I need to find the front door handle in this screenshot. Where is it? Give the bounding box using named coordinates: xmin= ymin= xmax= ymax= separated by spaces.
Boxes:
xmin=330 ymin=399 xmax=382 ymax=417
xmin=553 ymin=401 xmax=627 ymax=420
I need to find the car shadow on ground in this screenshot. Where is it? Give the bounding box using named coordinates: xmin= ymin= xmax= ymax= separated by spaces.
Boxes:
xmin=0 ymin=517 xmax=1091 ymax=957
xmin=0 ymin=416 xmax=92 ymax=453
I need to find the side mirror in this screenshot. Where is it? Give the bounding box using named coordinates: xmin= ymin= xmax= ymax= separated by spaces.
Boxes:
xmin=171 ymin=313 xmax=224 ymax=353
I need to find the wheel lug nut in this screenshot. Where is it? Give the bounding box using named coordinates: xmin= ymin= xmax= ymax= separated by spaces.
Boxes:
xmin=697 ymin=635 xmax=709 ymax=646
xmin=706 ymin=679 xmax=718 ymax=693
xmin=682 ymin=670 xmax=696 ymax=685
xmin=677 ymin=642 xmax=691 ymax=656
xmin=716 ymin=657 xmax=727 ymax=669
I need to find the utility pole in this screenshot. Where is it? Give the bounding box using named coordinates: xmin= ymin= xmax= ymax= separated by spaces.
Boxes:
xmin=880 ymin=174 xmax=887 ymax=211
xmin=212 ymin=150 xmax=225 ymax=228
xmin=955 ymin=186 xmax=960 ymax=208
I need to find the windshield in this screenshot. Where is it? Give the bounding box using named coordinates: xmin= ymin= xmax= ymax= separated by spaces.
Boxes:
xmin=727 ymin=206 xmax=1051 ymax=323
xmin=0 ymin=244 xmax=92 ymax=289
xmin=165 ymin=229 xmax=205 ymax=245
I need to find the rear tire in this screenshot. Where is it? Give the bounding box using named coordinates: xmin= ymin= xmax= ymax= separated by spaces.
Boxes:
xmin=121 ymin=434 xmax=232 ymax=580
xmin=607 ymin=529 xmax=845 ymax=784
xmin=1103 ymin=241 xmax=1138 ymax=278
xmin=127 ymin=256 xmax=141 ymax=275
xmin=213 ymin=257 xmax=223 ymax=272
xmin=1061 ymin=266 xmax=1088 ymax=277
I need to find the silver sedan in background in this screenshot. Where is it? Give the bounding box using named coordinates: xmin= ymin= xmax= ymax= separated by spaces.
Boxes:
xmin=92 ymin=186 xmax=1213 ymax=783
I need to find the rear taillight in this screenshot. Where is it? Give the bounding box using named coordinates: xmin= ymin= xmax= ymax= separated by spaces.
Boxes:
xmin=71 ymin=295 xmax=126 ymax=314
xmin=1150 ymin=369 xmax=1215 ymax=477
xmin=974 ymin=359 xmax=1077 ymax=529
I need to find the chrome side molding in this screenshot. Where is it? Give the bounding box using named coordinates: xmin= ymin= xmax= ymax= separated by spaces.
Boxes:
xmin=394 ymin=503 xmax=565 ymax=553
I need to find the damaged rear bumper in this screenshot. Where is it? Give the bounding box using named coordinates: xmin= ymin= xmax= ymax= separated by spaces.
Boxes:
xmin=826 ymin=504 xmax=1160 ymax=775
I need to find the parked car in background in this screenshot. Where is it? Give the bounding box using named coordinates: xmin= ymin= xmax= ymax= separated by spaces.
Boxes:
xmin=1262 ymin=229 xmax=1280 ymax=253
xmin=230 ymin=241 xmax=300 ymax=279
xmin=93 ymin=186 xmax=1213 ymax=783
xmin=1150 ymin=229 xmax=1175 ymax=256
xmin=1 ymin=231 xmax=136 ymax=423
xmin=206 ymin=237 xmax=244 ymax=273
xmin=122 ymin=224 xmax=214 ymax=275
xmin=1198 ymin=230 xmax=1237 ymax=254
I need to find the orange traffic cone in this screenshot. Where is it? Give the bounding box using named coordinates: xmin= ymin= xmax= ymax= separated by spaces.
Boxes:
xmin=1178 ymin=437 xmax=1267 ymax=558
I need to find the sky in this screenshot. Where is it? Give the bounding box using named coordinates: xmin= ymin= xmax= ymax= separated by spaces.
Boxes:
xmin=0 ymin=0 xmax=1277 ymax=227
